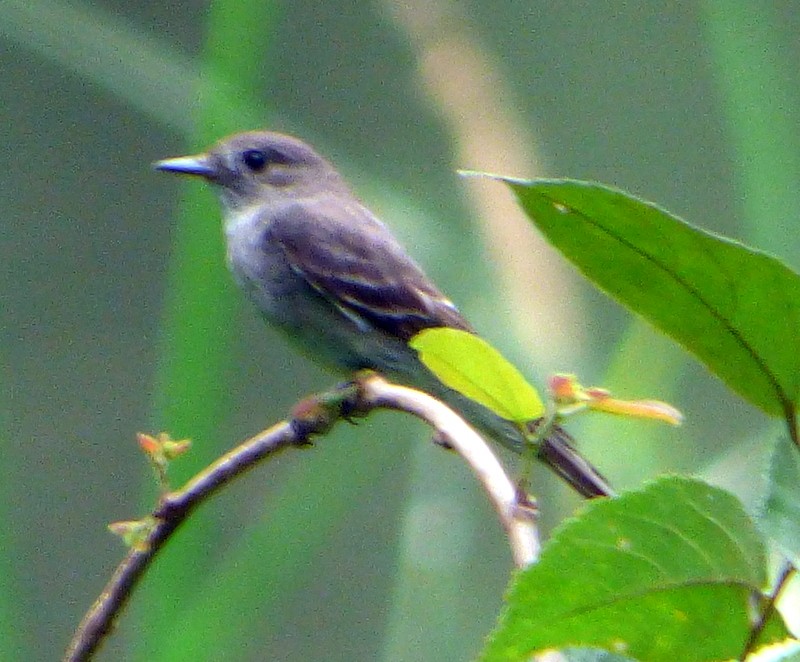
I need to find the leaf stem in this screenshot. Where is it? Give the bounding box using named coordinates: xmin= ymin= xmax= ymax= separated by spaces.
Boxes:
xmin=739 ymin=561 xmax=796 ymax=660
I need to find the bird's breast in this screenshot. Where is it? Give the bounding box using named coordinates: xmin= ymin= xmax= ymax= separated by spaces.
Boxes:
xmin=223 ymin=206 xmax=297 ymax=316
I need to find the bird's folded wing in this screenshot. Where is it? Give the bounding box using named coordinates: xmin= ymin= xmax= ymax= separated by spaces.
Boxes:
xmin=270 ymin=202 xmax=473 ymax=341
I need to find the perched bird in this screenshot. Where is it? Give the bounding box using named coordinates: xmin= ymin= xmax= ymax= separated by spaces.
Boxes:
xmin=155 ymin=131 xmax=611 ymax=498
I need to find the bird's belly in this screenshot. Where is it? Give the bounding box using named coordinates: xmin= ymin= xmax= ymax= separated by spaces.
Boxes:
xmin=227 ymin=235 xmax=412 ymax=374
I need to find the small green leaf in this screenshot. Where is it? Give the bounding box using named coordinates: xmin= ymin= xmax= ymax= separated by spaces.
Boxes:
xmin=482 ymin=477 xmax=788 ymax=662
xmin=500 ymin=178 xmax=800 ymax=418
xmin=759 ymin=435 xmax=800 ymax=560
xmin=409 ymin=328 xmax=544 ymax=422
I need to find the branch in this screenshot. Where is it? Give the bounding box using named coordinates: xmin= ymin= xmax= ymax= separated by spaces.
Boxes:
xmin=63 ymin=375 xmax=538 ymax=662
xmin=358 ymin=375 xmax=539 ymax=567
xmin=739 ymin=560 xmax=796 ymax=660
xmin=63 ymin=420 xmax=303 ymax=662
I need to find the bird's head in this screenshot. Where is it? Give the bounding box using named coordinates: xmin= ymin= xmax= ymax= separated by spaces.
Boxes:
xmin=155 ymin=131 xmax=348 ymax=212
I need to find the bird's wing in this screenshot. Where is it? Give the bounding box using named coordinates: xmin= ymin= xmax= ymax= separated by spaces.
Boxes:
xmin=268 ymin=201 xmax=473 ymax=341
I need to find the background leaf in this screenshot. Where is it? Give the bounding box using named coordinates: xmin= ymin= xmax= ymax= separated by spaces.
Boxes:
xmin=759 ymin=436 xmax=800 ymax=561
xmin=410 ymin=328 xmax=544 ymax=422
xmin=482 ymin=477 xmax=788 ymax=662
xmin=502 ymin=178 xmax=800 ymax=419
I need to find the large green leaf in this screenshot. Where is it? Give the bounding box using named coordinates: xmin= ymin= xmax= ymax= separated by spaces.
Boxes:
xmin=482 ymin=477 xmax=788 ymax=662
xmin=410 ymin=327 xmax=544 ymax=422
xmin=501 ymin=178 xmax=800 ymax=418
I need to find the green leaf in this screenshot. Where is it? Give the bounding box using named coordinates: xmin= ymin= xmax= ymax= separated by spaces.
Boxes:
xmin=482 ymin=477 xmax=788 ymax=662
xmin=409 ymin=328 xmax=544 ymax=422
xmin=759 ymin=435 xmax=800 ymax=560
xmin=501 ymin=178 xmax=800 ymax=418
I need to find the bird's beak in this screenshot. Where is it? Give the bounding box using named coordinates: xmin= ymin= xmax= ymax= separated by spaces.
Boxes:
xmin=153 ymin=154 xmax=215 ymax=178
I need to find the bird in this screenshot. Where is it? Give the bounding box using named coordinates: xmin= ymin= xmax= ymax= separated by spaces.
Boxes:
xmin=155 ymin=131 xmax=612 ymax=498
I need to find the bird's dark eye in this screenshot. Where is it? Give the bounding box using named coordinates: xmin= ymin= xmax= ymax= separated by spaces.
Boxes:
xmin=242 ymin=149 xmax=269 ymax=172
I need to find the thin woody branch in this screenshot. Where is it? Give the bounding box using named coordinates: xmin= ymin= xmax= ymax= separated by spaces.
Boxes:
xmin=63 ymin=420 xmax=303 ymax=662
xmin=63 ymin=376 xmax=538 ymax=662
xmin=358 ymin=375 xmax=540 ymax=567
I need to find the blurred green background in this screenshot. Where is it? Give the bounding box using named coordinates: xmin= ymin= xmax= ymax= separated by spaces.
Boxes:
xmin=2 ymin=1 xmax=799 ymax=660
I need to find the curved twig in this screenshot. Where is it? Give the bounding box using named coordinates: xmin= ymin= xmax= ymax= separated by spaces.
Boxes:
xmin=358 ymin=375 xmax=539 ymax=567
xmin=63 ymin=376 xmax=538 ymax=661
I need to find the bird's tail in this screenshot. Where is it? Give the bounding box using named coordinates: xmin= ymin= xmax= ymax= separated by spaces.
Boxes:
xmin=415 ymin=374 xmax=614 ymax=498
xmin=533 ymin=423 xmax=614 ymax=498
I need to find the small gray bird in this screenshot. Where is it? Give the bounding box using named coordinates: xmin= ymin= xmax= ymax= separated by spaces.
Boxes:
xmin=155 ymin=131 xmax=611 ymax=498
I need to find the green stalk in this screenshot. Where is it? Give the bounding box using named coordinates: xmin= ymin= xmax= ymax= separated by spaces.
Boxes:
xmin=135 ymin=1 xmax=279 ymax=656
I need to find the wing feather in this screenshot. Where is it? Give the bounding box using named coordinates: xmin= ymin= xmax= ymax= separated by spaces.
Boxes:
xmin=267 ymin=200 xmax=473 ymax=340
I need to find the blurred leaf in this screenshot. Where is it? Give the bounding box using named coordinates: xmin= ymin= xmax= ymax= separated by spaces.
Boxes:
xmin=410 ymin=328 xmax=544 ymax=422
xmin=701 ymin=1 xmax=800 ymax=257
xmin=759 ymin=435 xmax=800 ymax=560
xmin=500 ymin=178 xmax=800 ymax=419
xmin=0 ymin=400 xmax=25 ymax=657
xmin=1 ymin=0 xmax=201 ymax=134
xmin=482 ymin=477 xmax=788 ymax=662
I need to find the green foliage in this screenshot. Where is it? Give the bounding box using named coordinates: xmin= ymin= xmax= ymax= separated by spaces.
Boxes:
xmin=482 ymin=477 xmax=789 ymax=661
xmin=410 ymin=327 xmax=545 ymax=422
xmin=475 ymin=176 xmax=800 ymax=659
xmin=501 ymin=178 xmax=800 ymax=420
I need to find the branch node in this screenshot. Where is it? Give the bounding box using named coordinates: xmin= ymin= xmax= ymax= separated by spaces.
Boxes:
xmin=287 ymin=418 xmax=319 ymax=446
xmin=513 ymin=484 xmax=539 ymax=522
xmin=431 ymin=430 xmax=454 ymax=449
xmin=153 ymin=492 xmax=187 ymax=520
xmin=288 ymin=382 xmax=361 ymax=443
